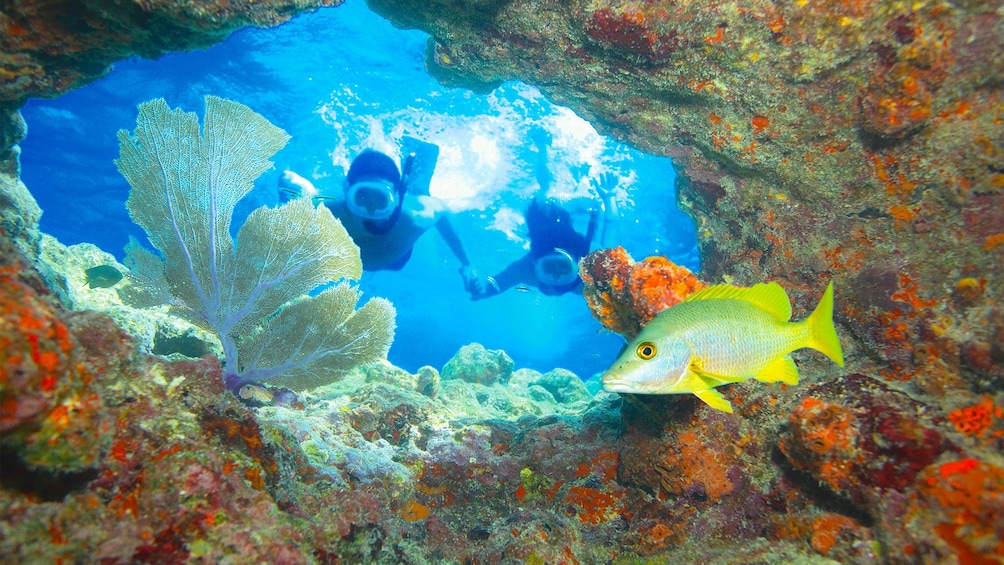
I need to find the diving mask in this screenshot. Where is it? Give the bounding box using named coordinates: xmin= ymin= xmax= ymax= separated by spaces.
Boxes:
xmin=533 ymin=248 xmax=580 ymax=287
xmin=346 ymin=180 xmax=399 ymax=220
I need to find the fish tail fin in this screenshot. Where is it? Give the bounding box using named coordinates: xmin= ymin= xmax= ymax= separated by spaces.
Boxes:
xmin=805 ymin=281 xmax=844 ymax=367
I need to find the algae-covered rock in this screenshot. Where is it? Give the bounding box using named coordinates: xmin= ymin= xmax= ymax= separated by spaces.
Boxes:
xmin=347 ymin=382 xmax=437 ymax=447
xmin=510 ymin=367 xmax=592 ymax=405
xmin=0 ymin=168 xmax=41 ymax=262
xmin=34 ymin=235 xmax=220 ymax=361
xmin=415 ymin=365 xmax=440 ymax=398
xmin=438 ymin=379 xmax=547 ymax=419
xmin=358 ymin=361 xmax=420 ymax=390
xmin=441 ymin=342 xmax=514 ymax=385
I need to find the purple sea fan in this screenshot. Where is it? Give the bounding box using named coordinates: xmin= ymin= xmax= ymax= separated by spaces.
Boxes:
xmin=116 ymin=96 xmax=395 ymax=391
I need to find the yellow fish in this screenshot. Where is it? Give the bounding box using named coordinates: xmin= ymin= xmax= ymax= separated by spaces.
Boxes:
xmin=601 ymin=281 xmax=844 ymax=413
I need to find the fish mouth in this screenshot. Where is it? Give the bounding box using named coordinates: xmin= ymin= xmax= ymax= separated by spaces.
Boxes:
xmin=601 ymin=373 xmax=642 ymax=393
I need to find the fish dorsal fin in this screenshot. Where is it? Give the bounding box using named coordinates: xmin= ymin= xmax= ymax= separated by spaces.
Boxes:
xmin=683 ymin=282 xmax=792 ymax=321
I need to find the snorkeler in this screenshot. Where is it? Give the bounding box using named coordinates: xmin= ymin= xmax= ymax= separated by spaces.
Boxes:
xmin=279 ymin=143 xmax=482 ymax=293
xmin=468 ymin=130 xmax=618 ymax=300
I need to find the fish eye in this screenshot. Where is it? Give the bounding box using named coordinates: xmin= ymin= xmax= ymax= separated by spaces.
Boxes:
xmin=636 ymin=342 xmax=657 ymax=360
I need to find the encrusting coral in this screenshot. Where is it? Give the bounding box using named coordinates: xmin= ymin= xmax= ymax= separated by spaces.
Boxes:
xmin=580 ymin=246 xmax=705 ymax=339
xmin=0 ymin=236 xmax=112 ymax=472
xmin=115 ymin=96 xmax=395 ymax=391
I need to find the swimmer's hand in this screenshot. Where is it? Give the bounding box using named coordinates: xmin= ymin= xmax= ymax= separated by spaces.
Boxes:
xmin=467 ymin=274 xmax=501 ymax=301
xmin=278 ymin=170 xmax=321 ymax=203
xmin=460 ymin=266 xmax=485 ymax=295
xmin=591 ymin=172 xmax=618 ymax=201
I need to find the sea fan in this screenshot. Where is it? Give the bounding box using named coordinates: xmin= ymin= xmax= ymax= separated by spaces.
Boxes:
xmin=115 ymin=96 xmax=395 ymax=390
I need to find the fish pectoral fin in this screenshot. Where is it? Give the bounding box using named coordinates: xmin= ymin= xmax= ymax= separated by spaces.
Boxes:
xmin=754 ymin=355 xmax=800 ymax=385
xmin=689 ymin=361 xmax=737 ymax=388
xmin=693 ymin=389 xmax=734 ymax=414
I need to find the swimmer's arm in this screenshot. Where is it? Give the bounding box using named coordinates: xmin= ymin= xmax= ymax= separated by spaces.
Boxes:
xmin=435 ymin=212 xmax=488 ymax=294
xmin=434 ymin=215 xmax=472 ymax=268
xmin=475 ymin=256 xmax=534 ymax=300
xmin=588 ymin=173 xmax=619 ymax=249
xmin=279 ymin=170 xmax=344 ymax=207
xmin=415 ymin=197 xmax=472 ymax=267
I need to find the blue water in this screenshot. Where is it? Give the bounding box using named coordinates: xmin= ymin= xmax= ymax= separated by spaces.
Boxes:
xmin=18 ymin=0 xmax=698 ymax=379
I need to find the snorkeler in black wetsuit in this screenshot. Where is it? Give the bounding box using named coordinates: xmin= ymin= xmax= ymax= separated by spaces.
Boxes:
xmin=279 ymin=145 xmax=483 ymax=293
xmin=468 ymin=130 xmax=618 ymax=300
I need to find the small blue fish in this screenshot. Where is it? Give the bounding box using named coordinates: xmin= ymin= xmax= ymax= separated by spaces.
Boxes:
xmin=85 ymin=265 xmax=123 ymax=289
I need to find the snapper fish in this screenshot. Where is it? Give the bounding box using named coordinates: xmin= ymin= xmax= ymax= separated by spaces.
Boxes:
xmin=602 ymin=281 xmax=844 ymax=414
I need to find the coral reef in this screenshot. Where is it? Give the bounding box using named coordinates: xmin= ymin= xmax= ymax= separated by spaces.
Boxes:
xmin=3 ymin=212 xmax=1003 ymax=560
xmin=31 ymin=237 xmax=221 ymax=361
xmin=779 ymin=374 xmax=1004 ymax=562
xmin=440 ymin=342 xmax=514 ymax=385
xmin=0 ymin=235 xmax=112 ymax=473
xmin=1 ymin=0 xmax=1003 ymax=562
xmin=910 ymin=458 xmax=1004 ymax=563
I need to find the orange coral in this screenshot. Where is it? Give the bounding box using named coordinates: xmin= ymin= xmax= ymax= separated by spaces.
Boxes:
xmin=655 ymin=431 xmax=735 ymax=502
xmin=778 ymin=397 xmax=859 ymax=493
xmin=0 ymin=261 xmax=107 ymax=471
xmin=628 ymin=256 xmax=706 ymax=324
xmin=888 ymin=204 xmax=916 ymax=227
xmin=400 ymin=500 xmax=431 ymax=522
xmin=810 ymin=512 xmax=860 ymax=555
xmin=947 ymin=396 xmax=1001 ymax=438
xmin=635 ymin=520 xmax=685 ymax=555
xmin=859 ymin=61 xmax=934 ymax=140
xmin=917 ymin=458 xmax=1004 ymax=563
xmin=580 ymin=247 xmax=705 ymax=339
xmin=983 ymin=233 xmax=1004 ymax=251
xmin=891 ymin=272 xmax=938 ymax=310
xmin=564 ymin=486 xmax=622 ymax=525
